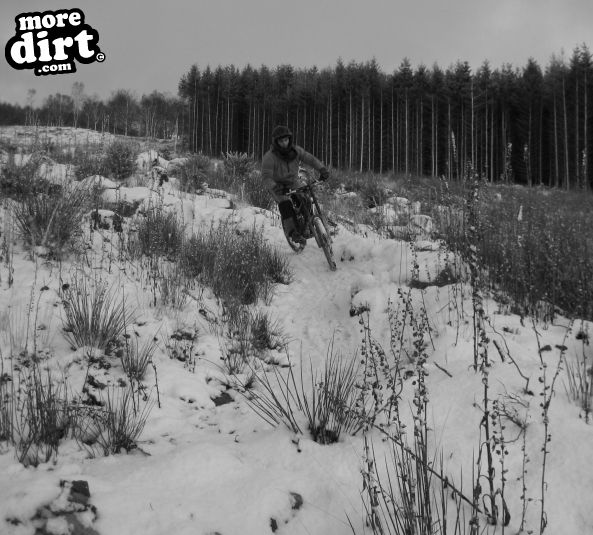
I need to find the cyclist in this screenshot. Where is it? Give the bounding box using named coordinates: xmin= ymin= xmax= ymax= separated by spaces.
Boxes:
xmin=262 ymin=125 xmax=329 ymax=245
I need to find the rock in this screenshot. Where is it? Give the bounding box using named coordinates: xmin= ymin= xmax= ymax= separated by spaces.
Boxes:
xmin=65 ymin=480 xmax=91 ymax=506
xmin=211 ymin=391 xmax=234 ymax=406
xmin=32 ymin=480 xmax=99 ymax=535
xmin=289 ymin=492 xmax=303 ymax=511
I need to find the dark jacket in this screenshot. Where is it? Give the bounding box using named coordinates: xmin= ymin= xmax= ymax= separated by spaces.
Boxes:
xmin=262 ymin=142 xmax=324 ymax=202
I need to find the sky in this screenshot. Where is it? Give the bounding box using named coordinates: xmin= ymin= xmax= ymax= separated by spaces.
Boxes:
xmin=1 ymin=0 xmax=592 ymax=106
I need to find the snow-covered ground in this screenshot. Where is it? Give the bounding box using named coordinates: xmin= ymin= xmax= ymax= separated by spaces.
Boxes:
xmin=0 ymin=127 xmax=592 ymax=535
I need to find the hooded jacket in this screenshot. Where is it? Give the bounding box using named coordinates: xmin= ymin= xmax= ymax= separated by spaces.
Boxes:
xmin=261 ymin=126 xmax=325 ymax=202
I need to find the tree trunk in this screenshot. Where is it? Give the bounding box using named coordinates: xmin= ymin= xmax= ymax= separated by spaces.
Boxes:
xmin=585 ymin=68 xmax=589 ymax=188
xmin=562 ymin=77 xmax=570 ymax=188
xmin=405 ymin=90 xmax=409 ymax=177
xmin=360 ymin=93 xmax=365 ymax=172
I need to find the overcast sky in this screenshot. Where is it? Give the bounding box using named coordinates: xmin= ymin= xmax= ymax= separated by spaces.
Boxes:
xmin=1 ymin=0 xmax=592 ymax=106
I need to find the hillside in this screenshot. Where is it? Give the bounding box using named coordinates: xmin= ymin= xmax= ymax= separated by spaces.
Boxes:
xmin=0 ymin=126 xmax=592 ymax=535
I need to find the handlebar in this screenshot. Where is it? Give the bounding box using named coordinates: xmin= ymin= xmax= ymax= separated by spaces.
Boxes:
xmin=284 ymin=179 xmax=321 ymax=196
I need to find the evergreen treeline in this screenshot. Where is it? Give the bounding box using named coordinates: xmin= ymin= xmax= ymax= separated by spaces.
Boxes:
xmin=178 ymin=47 xmax=593 ymax=188
xmin=2 ymin=45 xmax=592 ymax=188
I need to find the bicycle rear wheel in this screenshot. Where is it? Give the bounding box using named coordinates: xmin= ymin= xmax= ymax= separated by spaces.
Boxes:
xmin=312 ymin=216 xmax=337 ymax=271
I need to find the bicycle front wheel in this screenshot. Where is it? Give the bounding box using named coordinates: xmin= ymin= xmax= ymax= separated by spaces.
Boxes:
xmin=312 ymin=216 xmax=337 ymax=271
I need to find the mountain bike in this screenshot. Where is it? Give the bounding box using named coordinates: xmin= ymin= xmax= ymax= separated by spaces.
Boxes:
xmin=282 ymin=168 xmax=337 ymax=271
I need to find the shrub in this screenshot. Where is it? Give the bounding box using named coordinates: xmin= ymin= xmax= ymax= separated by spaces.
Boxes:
xmin=433 ymin=178 xmax=593 ymax=321
xmin=180 ymin=220 xmax=292 ymax=305
xmin=73 ymin=146 xmax=109 ymax=180
xmin=222 ymin=151 xmax=256 ymax=180
xmin=129 ymin=204 xmax=185 ymax=261
xmin=61 ymin=274 xmax=137 ymax=350
xmin=176 ymin=153 xmax=213 ymax=192
xmin=104 ymin=140 xmax=138 ymax=180
xmin=0 ymin=151 xmax=49 ymax=200
xmin=12 ymin=181 xmax=92 ymax=257
xmin=336 ymin=172 xmax=390 ymax=208
xmin=243 ymin=169 xmax=273 ymax=210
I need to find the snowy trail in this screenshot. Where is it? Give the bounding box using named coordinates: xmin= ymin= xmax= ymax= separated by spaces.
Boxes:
xmin=265 ymin=221 xmax=440 ymax=370
xmin=272 ymin=240 xmax=362 ymax=358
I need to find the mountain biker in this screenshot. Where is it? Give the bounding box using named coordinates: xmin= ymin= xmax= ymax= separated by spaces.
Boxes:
xmin=262 ymin=125 xmax=329 ymax=245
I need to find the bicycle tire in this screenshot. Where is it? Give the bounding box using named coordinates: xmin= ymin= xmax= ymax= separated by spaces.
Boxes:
xmin=282 ymin=220 xmax=306 ymax=253
xmin=312 ymin=216 xmax=337 ymax=271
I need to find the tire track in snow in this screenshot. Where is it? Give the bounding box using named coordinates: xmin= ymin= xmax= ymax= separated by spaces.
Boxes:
xmin=269 ymin=227 xmax=416 ymax=368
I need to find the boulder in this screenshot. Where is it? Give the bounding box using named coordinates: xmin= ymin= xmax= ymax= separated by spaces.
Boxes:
xmin=31 ymin=480 xmax=99 ymax=535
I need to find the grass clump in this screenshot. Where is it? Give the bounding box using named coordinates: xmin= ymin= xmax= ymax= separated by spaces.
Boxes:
xmin=73 ymin=385 xmax=153 ymax=457
xmin=119 ymin=334 xmax=159 ymax=382
xmin=0 ymin=363 xmax=11 ymax=443
xmin=11 ymin=364 xmax=71 ymax=467
xmin=564 ymin=346 xmax=593 ymax=423
xmin=237 ymin=346 xmax=364 ymax=445
xmin=180 ymin=219 xmax=292 ymax=305
xmin=249 ymin=309 xmax=286 ymax=352
xmin=12 ymin=181 xmax=92 ymax=257
xmin=61 ymin=274 xmax=137 ymax=350
xmin=357 ymin=433 xmax=473 ymax=535
xmin=218 ymin=305 xmax=287 ymax=375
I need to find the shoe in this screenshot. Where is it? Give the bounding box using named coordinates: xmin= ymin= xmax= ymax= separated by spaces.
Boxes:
xmin=282 ymin=217 xmax=306 ymax=245
xmin=289 ymin=230 xmax=306 ymax=245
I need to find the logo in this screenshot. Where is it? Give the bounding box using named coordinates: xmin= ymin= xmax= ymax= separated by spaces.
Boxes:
xmin=5 ymin=9 xmax=104 ymax=76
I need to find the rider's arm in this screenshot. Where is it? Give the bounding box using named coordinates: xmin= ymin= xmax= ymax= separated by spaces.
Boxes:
xmin=295 ymin=146 xmax=324 ymax=172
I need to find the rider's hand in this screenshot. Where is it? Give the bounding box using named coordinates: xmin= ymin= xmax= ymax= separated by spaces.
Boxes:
xmin=319 ymin=167 xmax=329 ymax=181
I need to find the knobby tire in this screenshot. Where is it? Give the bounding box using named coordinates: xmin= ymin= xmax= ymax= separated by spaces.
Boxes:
xmin=313 ymin=216 xmax=337 ymax=271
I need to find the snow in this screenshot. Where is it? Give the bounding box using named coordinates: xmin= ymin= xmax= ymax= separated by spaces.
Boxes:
xmin=0 ymin=126 xmax=592 ymax=535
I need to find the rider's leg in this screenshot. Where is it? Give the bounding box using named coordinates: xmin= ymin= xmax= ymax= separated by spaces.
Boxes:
xmin=278 ymin=200 xmax=305 ymax=244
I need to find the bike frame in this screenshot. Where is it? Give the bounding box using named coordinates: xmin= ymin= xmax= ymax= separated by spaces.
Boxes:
xmin=284 ymin=171 xmax=336 ymax=270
